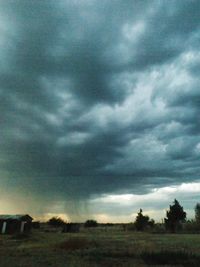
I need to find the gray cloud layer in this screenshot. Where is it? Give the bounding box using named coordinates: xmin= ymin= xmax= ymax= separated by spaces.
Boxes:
xmin=0 ymin=0 xmax=200 ymax=216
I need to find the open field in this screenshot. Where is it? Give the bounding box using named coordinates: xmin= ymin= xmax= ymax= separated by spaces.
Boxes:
xmin=1 ymin=226 xmax=200 ymax=267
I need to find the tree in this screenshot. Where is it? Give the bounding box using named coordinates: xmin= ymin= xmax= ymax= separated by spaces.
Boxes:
xmin=164 ymin=199 xmax=186 ymax=233
xmin=148 ymin=219 xmax=155 ymax=228
xmin=195 ymin=203 xmax=200 ymax=224
xmin=47 ymin=217 xmax=65 ymax=227
xmin=134 ymin=209 xmax=154 ymax=231
xmin=84 ymin=220 xmax=98 ymax=228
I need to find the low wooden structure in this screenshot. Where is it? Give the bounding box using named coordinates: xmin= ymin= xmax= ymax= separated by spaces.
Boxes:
xmin=0 ymin=214 xmax=33 ymax=234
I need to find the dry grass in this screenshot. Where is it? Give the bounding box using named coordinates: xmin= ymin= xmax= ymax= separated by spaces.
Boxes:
xmin=0 ymin=227 xmax=200 ymax=266
xmin=58 ymin=237 xmax=97 ymax=251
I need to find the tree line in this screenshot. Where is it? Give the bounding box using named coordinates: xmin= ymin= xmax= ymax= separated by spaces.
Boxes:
xmin=134 ymin=199 xmax=200 ymax=233
xmin=46 ymin=199 xmax=200 ymax=233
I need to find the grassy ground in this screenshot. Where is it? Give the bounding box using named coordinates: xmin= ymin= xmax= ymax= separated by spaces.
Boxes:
xmin=0 ymin=226 xmax=200 ymax=267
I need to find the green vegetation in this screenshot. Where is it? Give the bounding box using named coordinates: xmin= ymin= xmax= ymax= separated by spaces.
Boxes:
xmin=84 ymin=220 xmax=98 ymax=228
xmin=164 ymin=199 xmax=187 ymax=233
xmin=141 ymin=250 xmax=200 ymax=266
xmin=47 ymin=217 xmax=66 ymax=227
xmin=134 ymin=209 xmax=155 ymax=231
xmin=1 ymin=199 xmax=200 ymax=266
xmin=195 ymin=203 xmax=200 ymax=225
xmin=1 ymin=226 xmax=200 ymax=267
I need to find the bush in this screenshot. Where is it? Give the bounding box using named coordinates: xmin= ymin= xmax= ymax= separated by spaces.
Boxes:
xmin=152 ymin=223 xmax=166 ymax=234
xmin=47 ymin=217 xmax=65 ymax=227
xmin=183 ymin=220 xmax=200 ymax=233
xmin=134 ymin=209 xmax=155 ymax=231
xmin=84 ymin=220 xmax=98 ymax=228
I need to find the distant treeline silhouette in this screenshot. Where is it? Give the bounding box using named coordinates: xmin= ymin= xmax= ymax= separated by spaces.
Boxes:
xmin=46 ymin=199 xmax=200 ymax=234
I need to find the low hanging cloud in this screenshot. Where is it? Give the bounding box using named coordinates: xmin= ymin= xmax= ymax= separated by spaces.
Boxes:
xmin=0 ymin=0 xmax=200 ymax=219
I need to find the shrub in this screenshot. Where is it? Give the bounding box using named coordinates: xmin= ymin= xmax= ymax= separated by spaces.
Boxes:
xmin=84 ymin=220 xmax=98 ymax=228
xmin=152 ymin=223 xmax=166 ymax=234
xmin=183 ymin=220 xmax=200 ymax=233
xmin=47 ymin=217 xmax=65 ymax=227
xmin=134 ymin=209 xmax=155 ymax=231
xmin=195 ymin=203 xmax=200 ymax=224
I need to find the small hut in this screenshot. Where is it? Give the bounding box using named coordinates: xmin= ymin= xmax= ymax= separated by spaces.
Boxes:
xmin=0 ymin=214 xmax=33 ymax=234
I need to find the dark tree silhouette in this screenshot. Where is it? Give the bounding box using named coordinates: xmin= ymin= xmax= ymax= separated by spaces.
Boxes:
xmin=84 ymin=220 xmax=98 ymax=228
xmin=195 ymin=203 xmax=200 ymax=224
xmin=165 ymin=199 xmax=186 ymax=233
xmin=47 ymin=217 xmax=65 ymax=227
xmin=134 ymin=209 xmax=154 ymax=231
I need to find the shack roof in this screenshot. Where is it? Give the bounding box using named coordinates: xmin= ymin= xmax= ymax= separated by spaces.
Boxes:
xmin=0 ymin=214 xmax=33 ymax=221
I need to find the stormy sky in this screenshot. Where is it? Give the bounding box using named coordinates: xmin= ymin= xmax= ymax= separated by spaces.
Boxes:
xmin=0 ymin=0 xmax=200 ymax=222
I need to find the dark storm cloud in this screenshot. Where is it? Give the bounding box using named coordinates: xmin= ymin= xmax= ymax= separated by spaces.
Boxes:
xmin=0 ymin=0 xmax=200 ymax=216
